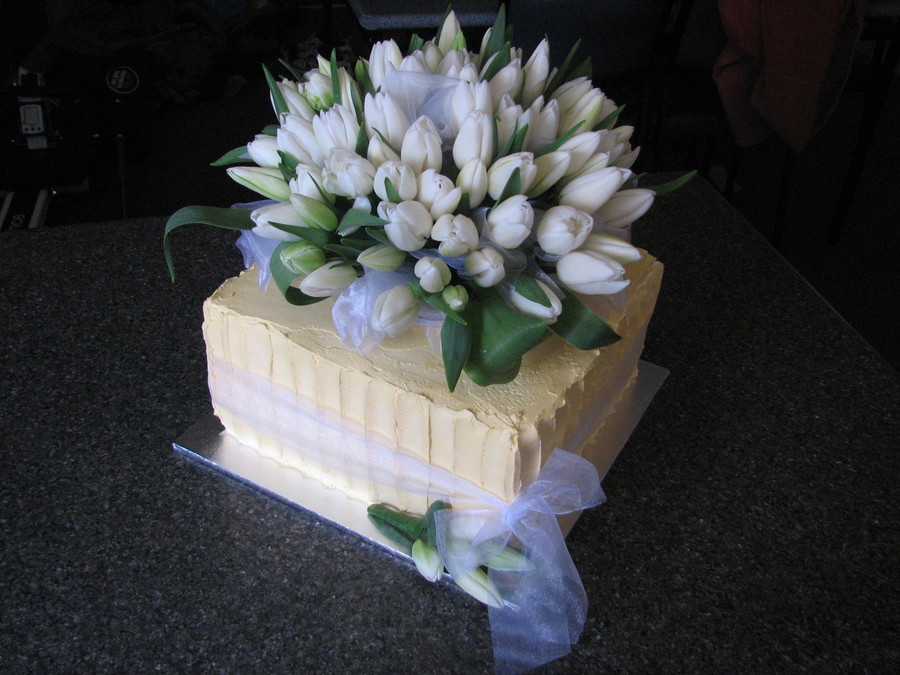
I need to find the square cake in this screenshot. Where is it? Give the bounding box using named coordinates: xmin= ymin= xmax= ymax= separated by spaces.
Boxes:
xmin=202 ymin=252 xmax=662 ymax=513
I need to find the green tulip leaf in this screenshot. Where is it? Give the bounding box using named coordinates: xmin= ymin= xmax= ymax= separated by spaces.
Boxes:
xmin=490 ymin=167 xmax=522 ymax=211
xmin=367 ymin=503 xmax=424 ymax=542
xmin=545 ymin=38 xmax=583 ymax=95
xmin=551 ymin=288 xmax=620 ymax=349
xmin=341 ymin=209 xmax=388 ymax=230
xmin=481 ymin=41 xmax=511 ymax=82
xmin=263 ymin=63 xmax=289 ymax=117
xmin=210 ymin=146 xmax=252 ymax=166
xmin=269 ymin=242 xmax=327 ymax=306
xmin=364 ymin=226 xmax=393 ymax=246
xmin=278 ymin=58 xmax=303 ymax=82
xmin=463 ymin=287 xmax=549 ymax=385
xmin=595 ymin=104 xmax=626 ymax=131
xmin=383 ymin=177 xmax=402 ymax=204
xmin=515 ymin=274 xmax=552 ymax=308
xmin=330 ymin=49 xmax=341 ymax=106
xmin=355 ymin=58 xmax=376 ymax=96
xmin=534 ymin=120 xmax=584 ymax=158
xmin=570 ymin=56 xmax=593 ymax=82
xmin=651 ymin=170 xmax=697 ymax=196
xmin=408 ymin=33 xmax=425 ymax=54
xmin=268 ymin=221 xmax=333 ymax=247
xmin=408 ymin=280 xmax=467 ymax=325
xmin=324 ymin=243 xmax=363 ymax=260
xmin=277 ymin=150 xmax=299 ymax=183
xmin=163 ymin=205 xmax=254 ymax=281
xmin=441 ymin=317 xmax=472 ymax=393
xmin=261 ymin=124 xmax=278 ymax=136
xmin=422 ymin=501 xmax=452 ymax=547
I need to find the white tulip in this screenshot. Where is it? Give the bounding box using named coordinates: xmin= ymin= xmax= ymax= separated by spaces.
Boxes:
xmin=535 ymin=205 xmax=593 ymax=255
xmin=558 ymin=166 xmax=631 ymax=213
xmin=573 ymin=151 xmax=612 ymax=177
xmin=366 ymin=135 xmax=401 ymax=167
xmin=487 ymin=152 xmax=537 ymax=200
xmin=299 ymin=260 xmax=357 ymax=297
xmin=510 ymin=277 xmax=563 ymax=320
xmin=431 ymin=213 xmax=479 ymax=257
xmin=313 ymin=104 xmax=360 ymax=158
xmin=556 ymin=250 xmax=630 ymax=295
xmin=486 ymin=194 xmax=534 ymax=248
xmin=522 ymin=98 xmax=559 ymax=153
xmin=321 ymin=148 xmax=375 ymax=198
xmin=581 ymin=233 xmax=642 ymax=264
xmin=356 ymin=243 xmax=406 ymax=271
xmin=419 ymin=41 xmax=444 ymax=72
xmin=438 ymin=49 xmax=470 ymax=78
xmin=289 ymin=193 xmax=338 ymax=231
xmin=368 ymin=39 xmax=403 ymax=90
xmin=399 ymin=51 xmax=430 ymax=73
xmin=521 ymin=39 xmax=551 ymax=107
xmin=383 ymin=200 xmax=433 ymax=251
xmin=417 ymin=169 xmax=462 ymax=218
xmin=465 ymin=246 xmax=506 ymax=287
xmin=336 ymin=67 xmax=360 ymax=111
xmin=495 ymin=99 xmax=523 ymax=151
xmin=302 ymin=69 xmax=333 ymax=110
xmin=488 ymin=58 xmax=523 ymax=109
xmin=453 ymin=110 xmax=494 ymax=169
xmin=279 ymin=114 xmax=323 ymax=166
xmin=437 ymin=10 xmax=463 ymax=55
xmin=289 ymin=163 xmax=333 ymax=203
xmin=277 ymin=79 xmax=315 ymax=120
xmin=616 ymin=144 xmax=641 ymax=169
xmin=374 ymin=160 xmax=418 ymax=202
xmin=250 ymin=201 xmax=304 ymax=240
xmin=411 ymin=540 xmax=444 ymax=582
xmin=450 ymin=80 xmax=492 ymax=135
xmin=457 ymin=61 xmax=481 ymax=84
xmin=371 ymin=284 xmax=419 ymax=336
xmin=454 ymin=567 xmax=504 ymax=608
xmin=594 ymin=188 xmax=655 ymax=229
xmin=401 ymin=116 xmax=443 ymax=174
xmin=414 ymin=256 xmax=452 ymax=293
xmin=560 ymin=87 xmax=606 ymax=133
xmin=364 ymin=91 xmax=410 ymax=149
xmin=528 ymin=150 xmax=571 ymax=197
xmin=227 ymin=166 xmax=291 ymax=201
xmin=456 ymin=158 xmax=489 ymax=207
xmin=557 ymin=131 xmax=602 ymax=176
xmin=246 ymin=134 xmax=281 ymax=168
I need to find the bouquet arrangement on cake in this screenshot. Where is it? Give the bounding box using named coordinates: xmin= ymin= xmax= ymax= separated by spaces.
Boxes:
xmin=166 ymin=6 xmax=688 ymax=673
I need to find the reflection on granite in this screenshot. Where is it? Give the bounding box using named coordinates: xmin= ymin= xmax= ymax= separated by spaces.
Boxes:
xmin=1 ymin=178 xmax=897 ymax=672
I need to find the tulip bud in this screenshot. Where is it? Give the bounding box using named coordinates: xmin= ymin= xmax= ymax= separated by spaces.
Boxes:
xmin=277 ymin=78 xmax=315 ymax=120
xmin=438 ymin=48 xmax=470 ymax=78
xmin=442 ymin=284 xmax=469 ymax=311
xmin=465 ymin=247 xmax=506 ymax=287
xmin=367 ymin=135 xmax=401 ymax=167
xmin=580 ymin=233 xmax=642 ymax=264
xmin=228 ymin=166 xmax=292 ymax=201
xmin=279 ymin=241 xmax=325 ymax=275
xmin=321 ymin=148 xmax=375 ymax=198
xmin=246 ymin=134 xmax=281 ymax=168
xmin=522 ymin=98 xmax=559 ymax=153
xmin=383 ymin=200 xmax=433 ymax=251
xmin=431 ymin=213 xmax=479 ymax=257
xmin=419 ymin=41 xmax=443 ymax=72
xmin=401 ymin=116 xmax=443 ymax=174
xmin=411 ymin=539 xmax=444 ymax=582
xmin=399 ymin=51 xmax=430 ymax=73
xmin=453 ymin=110 xmax=493 ymax=169
xmin=302 ymin=69 xmax=333 ymax=110
xmin=510 ymin=277 xmax=563 ymax=321
xmin=279 ymin=114 xmax=324 ymax=167
xmin=437 ymin=10 xmax=463 ymax=55
xmin=298 ymin=260 xmax=357 ymax=297
xmin=594 ymin=188 xmax=655 ymax=229
xmin=250 ymin=201 xmax=304 ymax=240
xmin=557 ymin=131 xmax=602 ymax=176
xmin=289 ymin=193 xmax=338 ymax=231
xmin=536 ymin=205 xmax=593 ymax=255
xmin=556 ymin=250 xmax=630 ymax=295
xmin=528 ymin=150 xmax=571 ymax=197
xmin=414 ymin=256 xmax=452 ymax=293
xmin=371 ymin=284 xmax=419 ymax=336
xmin=356 ymin=243 xmax=406 ymax=271
xmin=364 ymin=91 xmax=411 ymax=149
xmin=313 ymin=105 xmax=361 ymax=158
xmin=488 ymin=58 xmax=523 ymax=109
xmin=450 ymin=80 xmax=492 ymax=135
xmin=558 ymin=166 xmax=631 ymax=213
xmin=289 ymin=163 xmax=333 ymax=203
xmin=521 ymin=39 xmax=551 ymax=107
xmin=486 ymin=195 xmax=534 ymax=249
xmin=454 ymin=567 xmax=504 ymax=608
xmin=455 ymin=158 xmax=489 ymax=208
xmin=374 ymin=161 xmax=418 ymax=202
xmin=368 ymin=39 xmax=403 ymax=90
xmin=616 ymin=144 xmax=640 ymax=169
xmin=417 ymin=169 xmax=462 ymax=218
xmin=487 ymin=152 xmax=537 ymax=200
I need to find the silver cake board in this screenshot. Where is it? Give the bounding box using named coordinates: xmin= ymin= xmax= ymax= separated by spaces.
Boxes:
xmin=174 ymin=360 xmax=669 ymax=560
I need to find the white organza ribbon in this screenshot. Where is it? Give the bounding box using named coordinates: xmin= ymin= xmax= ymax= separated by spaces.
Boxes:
xmin=435 ymin=451 xmax=605 ymax=674
xmin=208 ymin=357 xmax=606 ymax=672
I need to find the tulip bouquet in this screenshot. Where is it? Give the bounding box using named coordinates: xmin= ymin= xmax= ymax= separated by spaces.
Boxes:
xmin=165 ymin=6 xmax=690 ymax=391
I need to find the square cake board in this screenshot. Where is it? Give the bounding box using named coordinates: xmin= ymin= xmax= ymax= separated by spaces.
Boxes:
xmin=174 ymin=360 xmax=668 ymax=561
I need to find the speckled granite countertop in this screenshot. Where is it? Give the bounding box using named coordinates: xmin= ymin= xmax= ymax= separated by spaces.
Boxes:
xmin=1 ymin=178 xmax=897 ymax=672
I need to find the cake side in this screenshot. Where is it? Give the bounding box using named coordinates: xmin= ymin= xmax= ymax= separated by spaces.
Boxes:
xmin=203 ymin=253 xmax=662 ymax=507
